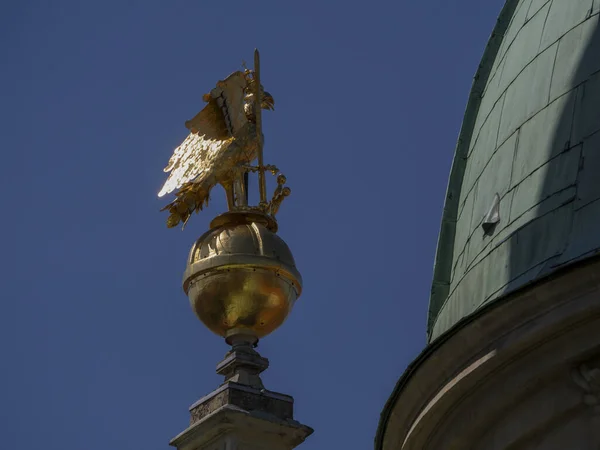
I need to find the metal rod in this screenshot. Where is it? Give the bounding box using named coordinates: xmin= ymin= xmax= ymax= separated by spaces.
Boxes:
xmin=254 ymin=49 xmax=267 ymax=205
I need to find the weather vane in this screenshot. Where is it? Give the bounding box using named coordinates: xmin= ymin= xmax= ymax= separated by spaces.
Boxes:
xmin=157 ymin=49 xmax=303 ymax=348
xmin=158 ymin=49 xmax=290 ymax=228
xmin=159 ymin=51 xmax=310 ymax=447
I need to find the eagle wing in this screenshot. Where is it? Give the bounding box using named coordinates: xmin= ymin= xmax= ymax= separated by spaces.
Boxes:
xmin=158 ymin=71 xmax=249 ymax=198
xmin=211 ymin=71 xmax=248 ymax=135
xmin=158 ymin=98 xmax=231 ymax=198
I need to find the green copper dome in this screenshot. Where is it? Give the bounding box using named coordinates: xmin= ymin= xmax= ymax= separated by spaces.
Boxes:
xmin=428 ymin=0 xmax=600 ymax=341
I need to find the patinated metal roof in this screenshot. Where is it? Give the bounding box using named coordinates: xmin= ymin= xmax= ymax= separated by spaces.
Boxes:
xmin=427 ymin=0 xmax=600 ymax=341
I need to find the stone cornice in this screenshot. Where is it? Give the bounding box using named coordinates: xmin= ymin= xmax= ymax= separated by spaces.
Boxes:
xmin=377 ymin=255 xmax=600 ymax=450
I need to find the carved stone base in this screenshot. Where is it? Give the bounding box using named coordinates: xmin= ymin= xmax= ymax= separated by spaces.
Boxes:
xmin=170 ymin=340 xmax=312 ymax=450
xmin=170 ymin=382 xmax=312 ymax=450
xmin=188 ymin=382 xmax=294 ymax=426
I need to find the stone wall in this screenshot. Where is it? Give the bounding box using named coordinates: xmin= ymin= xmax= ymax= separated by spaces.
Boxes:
xmin=379 ymin=257 xmax=600 ymax=449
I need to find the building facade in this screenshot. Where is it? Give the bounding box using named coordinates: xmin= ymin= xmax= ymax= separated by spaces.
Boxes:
xmin=376 ymin=0 xmax=600 ymax=448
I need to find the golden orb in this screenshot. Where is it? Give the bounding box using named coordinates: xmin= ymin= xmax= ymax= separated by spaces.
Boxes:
xmin=183 ymin=211 xmax=302 ymax=341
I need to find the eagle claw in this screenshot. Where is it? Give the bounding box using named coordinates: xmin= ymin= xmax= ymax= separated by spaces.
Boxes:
xmin=240 ymin=164 xmax=279 ymax=175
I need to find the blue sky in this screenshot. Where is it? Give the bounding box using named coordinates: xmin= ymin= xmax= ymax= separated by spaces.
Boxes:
xmin=1 ymin=1 xmax=504 ymax=448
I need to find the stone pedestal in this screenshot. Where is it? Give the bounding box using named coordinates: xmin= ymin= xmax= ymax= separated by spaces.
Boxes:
xmin=170 ymin=337 xmax=313 ymax=450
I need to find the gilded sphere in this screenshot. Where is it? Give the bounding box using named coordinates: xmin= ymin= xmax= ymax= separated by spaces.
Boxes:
xmin=183 ymin=212 xmax=302 ymax=340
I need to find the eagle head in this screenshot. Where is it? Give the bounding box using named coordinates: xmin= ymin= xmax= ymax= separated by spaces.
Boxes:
xmin=261 ymin=91 xmax=275 ymax=111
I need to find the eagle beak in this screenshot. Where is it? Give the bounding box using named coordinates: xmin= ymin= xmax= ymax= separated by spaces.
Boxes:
xmin=262 ymin=91 xmax=275 ymax=111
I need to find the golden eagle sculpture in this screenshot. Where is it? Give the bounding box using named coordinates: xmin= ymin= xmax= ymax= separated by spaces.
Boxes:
xmin=158 ymin=51 xmax=288 ymax=229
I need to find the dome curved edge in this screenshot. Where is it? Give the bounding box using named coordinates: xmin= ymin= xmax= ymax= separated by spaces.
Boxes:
xmin=426 ymin=0 xmax=519 ymax=341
